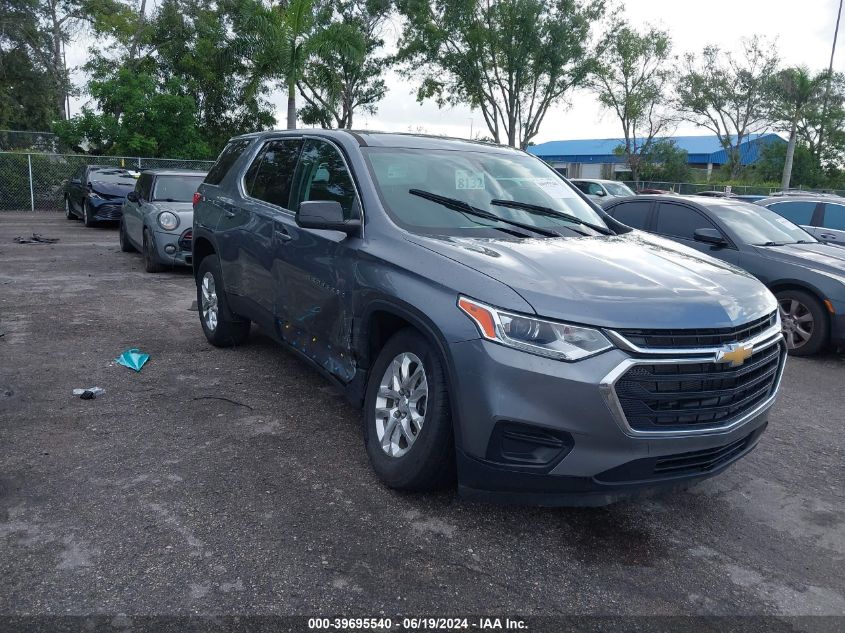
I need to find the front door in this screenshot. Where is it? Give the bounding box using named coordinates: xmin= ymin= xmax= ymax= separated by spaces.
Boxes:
xmin=275 ymin=137 xmax=361 ymax=382
xmin=654 ymin=201 xmax=741 ymax=266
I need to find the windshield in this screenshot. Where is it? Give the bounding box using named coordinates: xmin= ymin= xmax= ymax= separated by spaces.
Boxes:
xmin=709 ymin=203 xmax=818 ymax=245
xmin=152 ymin=175 xmax=206 ymax=202
xmin=604 ymin=181 xmax=635 ymax=197
xmin=89 ymin=168 xmax=137 ymax=186
xmin=362 ymin=147 xmax=608 ymax=236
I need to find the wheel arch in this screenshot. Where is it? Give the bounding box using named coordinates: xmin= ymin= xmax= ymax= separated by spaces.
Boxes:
xmin=768 ymin=279 xmax=833 ymax=338
xmin=191 ymin=235 xmax=216 ymax=280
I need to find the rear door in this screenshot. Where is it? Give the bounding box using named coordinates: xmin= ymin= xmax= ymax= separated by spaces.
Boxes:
xmin=68 ymin=165 xmax=86 ymax=213
xmin=654 ymin=201 xmax=740 ymax=265
xmin=818 ymin=202 xmax=845 ymax=245
xmin=274 ymin=137 xmax=361 ymax=382
xmin=237 ymin=137 xmax=303 ymax=329
xmin=605 ymin=199 xmax=654 ymax=230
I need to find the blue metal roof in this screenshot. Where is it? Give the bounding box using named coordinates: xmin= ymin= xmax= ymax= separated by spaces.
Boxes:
xmin=528 ymin=134 xmax=785 ymax=166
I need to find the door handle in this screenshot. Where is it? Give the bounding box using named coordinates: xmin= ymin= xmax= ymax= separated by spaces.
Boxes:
xmin=820 ymin=233 xmax=836 ymax=239
xmin=275 ymin=228 xmax=292 ymax=242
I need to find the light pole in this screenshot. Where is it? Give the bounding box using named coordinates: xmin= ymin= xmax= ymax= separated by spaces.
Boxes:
xmin=818 ymin=0 xmax=843 ymax=160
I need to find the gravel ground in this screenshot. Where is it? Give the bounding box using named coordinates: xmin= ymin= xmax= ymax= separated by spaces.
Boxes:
xmin=0 ymin=214 xmax=844 ymax=626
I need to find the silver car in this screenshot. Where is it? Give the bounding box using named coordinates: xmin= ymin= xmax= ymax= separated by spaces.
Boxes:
xmin=757 ymin=195 xmax=845 ymax=247
xmin=119 ymin=169 xmax=207 ymax=272
xmin=570 ymin=178 xmax=635 ymax=202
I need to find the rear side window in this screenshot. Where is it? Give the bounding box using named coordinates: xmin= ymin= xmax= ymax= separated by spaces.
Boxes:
xmin=573 ymin=181 xmax=590 ymax=194
xmin=822 ymin=203 xmax=845 ymax=230
xmin=205 ymin=139 xmax=252 ymax=186
xmin=292 ymin=139 xmax=358 ymax=219
xmin=768 ymin=201 xmax=816 ymax=225
xmin=244 ymin=139 xmax=303 ymax=209
xmin=655 ymin=203 xmax=716 ymax=240
xmin=608 ymin=201 xmax=652 ymax=229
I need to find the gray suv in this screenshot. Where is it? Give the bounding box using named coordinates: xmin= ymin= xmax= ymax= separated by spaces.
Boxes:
xmin=193 ymin=131 xmax=785 ymax=506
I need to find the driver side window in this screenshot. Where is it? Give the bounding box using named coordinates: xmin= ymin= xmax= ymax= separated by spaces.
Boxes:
xmin=292 ymin=139 xmax=359 ymax=220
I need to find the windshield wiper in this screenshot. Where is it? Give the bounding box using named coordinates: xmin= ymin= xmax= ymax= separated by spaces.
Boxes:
xmin=490 ymin=199 xmax=614 ymax=235
xmin=756 ymin=241 xmax=791 ymax=246
xmin=409 ymin=189 xmax=560 ymax=238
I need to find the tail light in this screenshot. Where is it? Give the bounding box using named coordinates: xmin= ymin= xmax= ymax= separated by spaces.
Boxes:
xmin=192 ymin=191 xmax=201 ymax=206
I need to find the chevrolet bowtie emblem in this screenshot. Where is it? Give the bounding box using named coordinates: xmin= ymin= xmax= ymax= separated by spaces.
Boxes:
xmin=715 ymin=343 xmax=753 ymax=367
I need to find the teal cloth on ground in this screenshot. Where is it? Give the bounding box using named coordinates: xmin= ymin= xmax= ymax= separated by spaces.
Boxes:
xmin=115 ymin=348 xmax=150 ymax=372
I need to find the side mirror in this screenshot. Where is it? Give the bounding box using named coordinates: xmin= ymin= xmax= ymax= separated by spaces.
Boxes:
xmin=595 ymin=190 xmax=607 ymax=197
xmin=296 ymin=200 xmax=360 ymax=234
xmin=127 ymin=191 xmax=139 ymax=203
xmin=694 ymin=228 xmax=728 ymax=247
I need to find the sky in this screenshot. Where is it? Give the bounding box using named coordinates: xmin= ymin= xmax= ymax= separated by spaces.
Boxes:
xmin=65 ymin=0 xmax=845 ymax=144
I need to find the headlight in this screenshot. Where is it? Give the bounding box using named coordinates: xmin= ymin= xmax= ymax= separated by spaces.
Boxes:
xmin=157 ymin=211 xmax=179 ymax=231
xmin=458 ymin=296 xmax=613 ymax=361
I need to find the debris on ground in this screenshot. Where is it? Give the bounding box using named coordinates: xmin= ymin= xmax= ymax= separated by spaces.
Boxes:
xmin=13 ymin=233 xmax=60 ymax=244
xmin=72 ymin=387 xmax=106 ymax=399
xmin=115 ymin=348 xmax=150 ymax=372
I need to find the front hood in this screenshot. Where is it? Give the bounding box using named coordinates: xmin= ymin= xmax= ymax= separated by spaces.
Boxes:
xmin=89 ymin=180 xmax=135 ymax=198
xmin=408 ymin=232 xmax=776 ymax=329
xmin=149 ymin=202 xmax=194 ymax=228
xmin=754 ymin=242 xmax=845 ymax=275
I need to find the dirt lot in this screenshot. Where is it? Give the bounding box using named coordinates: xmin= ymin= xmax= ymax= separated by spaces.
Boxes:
xmin=1 ymin=213 xmax=844 ymax=623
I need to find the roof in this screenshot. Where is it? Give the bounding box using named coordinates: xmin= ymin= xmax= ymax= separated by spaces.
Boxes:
xmin=529 ymin=134 xmax=786 ymax=166
xmin=234 ymin=129 xmax=520 ymax=153
xmin=141 ymin=169 xmax=208 ymax=176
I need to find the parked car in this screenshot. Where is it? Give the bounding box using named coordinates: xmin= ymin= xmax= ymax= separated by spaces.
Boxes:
xmin=193 ymin=131 xmax=784 ymax=506
xmin=604 ymin=195 xmax=845 ymax=355
xmin=695 ymin=191 xmax=738 ymax=198
xmin=119 ymin=169 xmax=207 ymax=272
xmin=64 ymin=165 xmax=138 ymax=226
xmin=636 ymin=188 xmax=678 ymax=195
xmin=570 ymin=178 xmax=635 ymax=202
xmin=757 ymin=195 xmax=845 ymax=247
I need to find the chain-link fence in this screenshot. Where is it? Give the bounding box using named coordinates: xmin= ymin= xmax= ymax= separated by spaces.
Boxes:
xmin=0 ymin=152 xmax=215 ymax=211
xmin=623 ymin=180 xmax=845 ymax=197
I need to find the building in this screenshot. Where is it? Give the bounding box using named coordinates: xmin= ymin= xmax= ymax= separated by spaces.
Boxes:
xmin=528 ymin=133 xmax=786 ymax=179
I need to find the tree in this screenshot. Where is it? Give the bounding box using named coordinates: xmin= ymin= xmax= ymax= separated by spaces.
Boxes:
xmin=638 ymin=139 xmax=691 ymax=183
xmin=755 ymin=140 xmax=823 ymax=188
xmin=676 ymin=36 xmax=779 ymax=178
xmin=768 ymin=67 xmax=828 ymax=190
xmin=795 ymin=71 xmax=845 ymax=170
xmin=591 ymin=22 xmax=674 ymax=182
xmin=396 ymin=0 xmax=604 ymax=149
xmin=297 ymin=0 xmax=392 ymax=129
xmin=236 ymin=0 xmax=363 ymax=129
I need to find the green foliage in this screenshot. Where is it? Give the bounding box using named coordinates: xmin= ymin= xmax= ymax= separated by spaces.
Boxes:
xmin=297 ymin=0 xmax=392 ymax=129
xmin=592 ymin=21 xmax=674 ymax=181
xmin=677 ymin=36 xmax=779 ymax=178
xmin=396 ymin=0 xmax=605 ymax=148
xmin=754 ymin=141 xmax=822 ymax=187
xmin=638 ymin=140 xmax=691 ymax=182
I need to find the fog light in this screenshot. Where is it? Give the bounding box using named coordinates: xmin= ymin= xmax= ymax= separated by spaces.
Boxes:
xmin=164 ymin=244 xmax=176 ymax=255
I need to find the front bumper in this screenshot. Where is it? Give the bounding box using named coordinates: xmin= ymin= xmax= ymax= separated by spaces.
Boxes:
xmin=830 ymin=300 xmax=845 ymax=346
xmin=448 ymin=329 xmax=784 ymax=506
xmin=152 ymin=229 xmax=193 ymax=267
xmin=89 ymin=198 xmax=124 ymax=221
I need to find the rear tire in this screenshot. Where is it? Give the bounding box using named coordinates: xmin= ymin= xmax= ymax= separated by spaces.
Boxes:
xmin=143 ymin=228 xmax=165 ymax=273
xmin=363 ymin=328 xmax=455 ymax=491
xmin=119 ymin=218 xmax=136 ymax=252
xmin=776 ymin=289 xmax=829 ymax=356
xmin=196 ymin=256 xmax=250 ymax=347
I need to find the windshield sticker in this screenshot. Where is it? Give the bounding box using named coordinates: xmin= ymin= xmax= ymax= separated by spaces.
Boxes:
xmin=532 ymin=177 xmax=577 ymax=199
xmin=387 ymin=163 xmax=409 ymax=180
xmin=455 ymin=169 xmax=485 ymax=190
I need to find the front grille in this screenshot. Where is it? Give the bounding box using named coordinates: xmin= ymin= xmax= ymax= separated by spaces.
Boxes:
xmin=615 ymin=341 xmax=783 ymax=431
xmin=178 ymin=228 xmax=193 ymax=252
xmin=95 ymin=204 xmax=123 ymax=220
xmin=615 ymin=311 xmax=777 ymax=349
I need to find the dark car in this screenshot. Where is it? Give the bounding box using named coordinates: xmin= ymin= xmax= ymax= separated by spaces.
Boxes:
xmin=64 ymin=165 xmax=138 ymax=226
xmin=119 ymin=169 xmax=207 ymax=272
xmin=636 ymin=188 xmax=678 ymax=195
xmin=192 ymin=131 xmax=784 ymax=506
xmin=694 ymin=190 xmax=738 ymax=198
xmin=604 ymin=195 xmax=845 ymax=355
xmin=757 ymin=195 xmax=845 ymax=247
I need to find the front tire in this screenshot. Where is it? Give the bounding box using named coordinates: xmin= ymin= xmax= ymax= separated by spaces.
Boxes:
xmin=776 ymin=289 xmax=829 ymax=356
xmin=363 ymin=328 xmax=455 ymax=491
xmin=196 ymin=256 xmax=250 ymax=347
xmin=65 ymin=197 xmax=75 ymax=220
xmin=119 ymin=218 xmax=136 ymax=252
xmin=143 ymin=228 xmax=165 ymax=273
xmin=83 ymin=200 xmax=96 ymax=227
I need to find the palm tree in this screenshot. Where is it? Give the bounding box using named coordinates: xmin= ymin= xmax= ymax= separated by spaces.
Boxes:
xmin=770 ymin=67 xmax=827 ymax=190
xmin=238 ymin=0 xmax=363 ymax=129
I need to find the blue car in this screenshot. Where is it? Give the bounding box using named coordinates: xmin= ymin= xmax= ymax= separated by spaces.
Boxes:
xmin=64 ymin=165 xmax=138 ymax=226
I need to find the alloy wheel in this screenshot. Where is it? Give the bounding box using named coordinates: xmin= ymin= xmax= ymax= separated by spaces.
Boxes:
xmin=779 ymin=298 xmax=814 ymax=350
xmin=375 ymin=352 xmax=428 ymax=458
xmin=201 ymin=272 xmax=219 ymax=332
